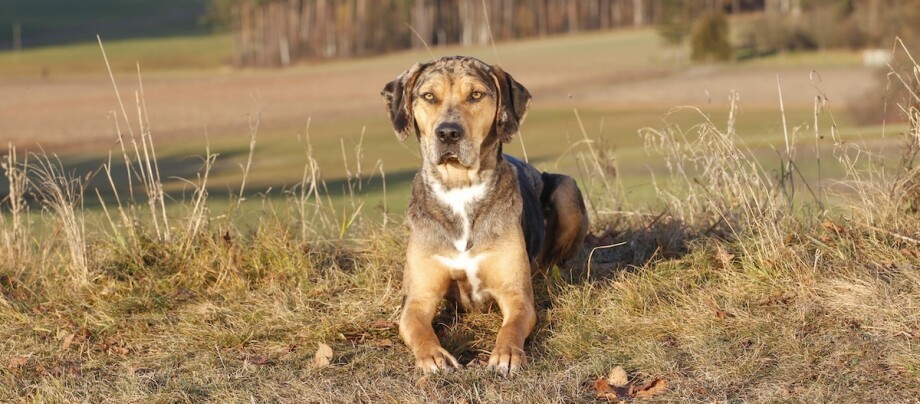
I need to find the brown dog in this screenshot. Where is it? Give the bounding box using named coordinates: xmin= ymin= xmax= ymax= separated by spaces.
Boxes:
xmin=381 ymin=56 xmax=588 ymax=374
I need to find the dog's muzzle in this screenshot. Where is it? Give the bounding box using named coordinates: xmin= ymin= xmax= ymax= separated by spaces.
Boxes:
xmin=435 ymin=122 xmax=467 ymax=165
xmin=435 ymin=122 xmax=464 ymax=145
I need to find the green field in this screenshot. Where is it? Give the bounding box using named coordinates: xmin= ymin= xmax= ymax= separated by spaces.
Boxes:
xmin=0 ymin=25 xmax=883 ymax=214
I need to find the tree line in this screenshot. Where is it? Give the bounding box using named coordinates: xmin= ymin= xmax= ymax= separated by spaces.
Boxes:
xmin=212 ymin=0 xmax=762 ymax=66
xmin=209 ymin=0 xmax=918 ymax=67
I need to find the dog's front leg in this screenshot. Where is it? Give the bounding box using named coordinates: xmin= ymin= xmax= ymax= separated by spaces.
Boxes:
xmin=399 ymin=250 xmax=460 ymax=373
xmin=482 ymin=243 xmax=537 ymax=375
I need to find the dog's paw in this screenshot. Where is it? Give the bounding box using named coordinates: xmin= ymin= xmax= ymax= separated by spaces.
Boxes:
xmin=487 ymin=343 xmax=526 ymax=375
xmin=414 ymin=344 xmax=461 ymax=373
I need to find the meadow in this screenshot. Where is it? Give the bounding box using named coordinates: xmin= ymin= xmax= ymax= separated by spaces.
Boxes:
xmin=2 ymin=26 xmax=920 ymax=401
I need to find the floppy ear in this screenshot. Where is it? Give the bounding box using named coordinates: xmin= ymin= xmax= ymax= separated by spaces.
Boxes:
xmin=491 ymin=65 xmax=532 ymax=143
xmin=381 ymin=62 xmax=427 ymax=141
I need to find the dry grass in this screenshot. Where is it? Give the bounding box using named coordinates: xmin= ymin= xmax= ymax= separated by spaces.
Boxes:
xmin=3 ymin=45 xmax=920 ymax=403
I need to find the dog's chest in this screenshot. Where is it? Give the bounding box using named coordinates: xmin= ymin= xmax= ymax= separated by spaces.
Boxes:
xmin=429 ymin=181 xmax=488 ymax=251
xmin=430 ymin=182 xmax=490 ymax=303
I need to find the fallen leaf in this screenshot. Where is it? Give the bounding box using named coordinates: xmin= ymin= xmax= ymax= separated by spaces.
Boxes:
xmin=372 ymin=338 xmax=394 ymax=348
xmin=594 ymin=378 xmax=616 ymax=399
xmin=100 ymin=339 xmax=130 ymax=355
xmin=595 ymin=370 xmax=668 ymax=400
xmin=313 ymin=343 xmax=333 ymax=368
xmin=821 ymin=219 xmax=845 ymax=234
xmin=370 ymin=319 xmax=396 ymax=329
xmin=607 ymin=366 xmax=629 ymax=387
xmin=7 ymin=356 xmax=27 ymax=370
xmin=757 ymin=293 xmax=790 ymax=306
xmin=278 ymin=343 xmax=297 ymax=354
xmin=595 ymin=377 xmax=631 ymax=400
xmin=61 ymin=333 xmax=76 ymax=351
xmin=706 ymin=297 xmax=735 ymax=320
xmin=715 ymin=244 xmax=735 ymax=269
xmin=633 ymin=378 xmax=668 ymax=398
xmin=246 ymin=355 xmax=272 ymax=366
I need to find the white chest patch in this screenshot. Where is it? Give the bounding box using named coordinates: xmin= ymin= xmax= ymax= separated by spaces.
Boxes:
xmin=434 ymin=250 xmax=489 ymax=302
xmin=429 ymin=181 xmax=488 ymax=252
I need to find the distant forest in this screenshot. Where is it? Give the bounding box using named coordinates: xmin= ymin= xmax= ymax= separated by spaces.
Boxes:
xmin=210 ymin=0 xmax=919 ymax=66
xmin=212 ymin=0 xmax=759 ymax=66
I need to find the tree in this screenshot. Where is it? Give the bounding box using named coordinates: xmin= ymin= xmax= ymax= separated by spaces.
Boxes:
xmin=656 ymin=0 xmax=691 ymax=46
xmin=691 ymin=11 xmax=731 ymax=61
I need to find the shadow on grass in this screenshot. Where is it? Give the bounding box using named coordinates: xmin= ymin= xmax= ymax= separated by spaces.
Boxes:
xmin=565 ymin=214 xmax=695 ymax=283
xmin=0 ymin=147 xmax=422 ymax=214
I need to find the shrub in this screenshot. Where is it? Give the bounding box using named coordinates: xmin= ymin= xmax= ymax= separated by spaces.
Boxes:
xmin=691 ymin=12 xmax=732 ymax=62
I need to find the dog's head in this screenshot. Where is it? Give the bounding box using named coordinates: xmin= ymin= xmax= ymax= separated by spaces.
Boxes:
xmin=381 ymin=56 xmax=531 ymax=172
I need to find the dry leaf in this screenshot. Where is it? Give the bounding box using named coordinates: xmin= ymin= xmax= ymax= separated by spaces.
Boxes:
xmin=7 ymin=356 xmax=27 ymax=370
xmin=607 ymin=366 xmax=629 ymax=387
xmin=595 ymin=371 xmax=668 ymax=400
xmin=706 ymin=297 xmax=735 ymax=320
xmin=633 ymin=379 xmax=668 ymax=398
xmin=715 ymin=245 xmax=735 ymax=269
xmin=246 ymin=355 xmax=272 ymax=366
xmin=594 ymin=378 xmax=615 ymax=398
xmin=595 ymin=377 xmax=630 ymax=400
xmin=343 ymin=333 xmax=365 ymax=344
xmin=277 ymin=343 xmax=297 ymax=355
xmin=313 ymin=343 xmax=333 ymax=368
xmin=372 ymin=338 xmax=394 ymax=348
xmin=821 ymin=219 xmax=845 ymax=234
xmin=61 ymin=333 xmax=76 ymax=351
xmin=370 ymin=319 xmax=396 ymax=329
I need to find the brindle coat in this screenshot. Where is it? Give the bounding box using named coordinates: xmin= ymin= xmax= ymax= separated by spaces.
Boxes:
xmin=381 ymin=56 xmax=588 ymax=374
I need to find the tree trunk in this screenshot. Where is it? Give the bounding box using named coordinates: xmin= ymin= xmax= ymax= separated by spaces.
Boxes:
xmin=632 ymin=0 xmax=644 ymax=26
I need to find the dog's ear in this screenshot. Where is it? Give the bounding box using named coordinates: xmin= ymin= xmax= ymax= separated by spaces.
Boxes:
xmin=491 ymin=65 xmax=532 ymax=143
xmin=381 ymin=62 xmax=427 ymax=141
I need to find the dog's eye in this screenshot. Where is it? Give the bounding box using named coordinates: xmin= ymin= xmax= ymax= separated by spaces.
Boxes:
xmin=422 ymin=92 xmax=436 ymax=102
xmin=470 ymin=91 xmax=484 ymax=101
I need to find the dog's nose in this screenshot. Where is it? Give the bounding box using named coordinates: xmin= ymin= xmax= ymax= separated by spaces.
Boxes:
xmin=435 ymin=123 xmax=464 ymax=144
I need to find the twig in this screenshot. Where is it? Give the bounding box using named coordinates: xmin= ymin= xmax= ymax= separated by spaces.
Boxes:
xmin=586 ymin=242 xmax=627 ymax=280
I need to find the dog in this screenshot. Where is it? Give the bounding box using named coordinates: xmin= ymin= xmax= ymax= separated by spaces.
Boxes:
xmin=381 ymin=56 xmax=588 ymax=374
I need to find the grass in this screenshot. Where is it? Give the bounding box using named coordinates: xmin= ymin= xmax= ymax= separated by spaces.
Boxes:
xmin=2 ymin=28 xmax=920 ymax=402
xmin=0 ymin=34 xmax=233 ymax=77
xmin=2 ymin=102 xmax=866 ymax=238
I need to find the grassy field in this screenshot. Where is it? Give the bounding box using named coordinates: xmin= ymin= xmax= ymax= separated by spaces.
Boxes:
xmin=0 ymin=34 xmax=233 ymax=76
xmin=3 ymin=24 xmax=920 ymax=401
xmin=0 ymin=27 xmax=882 ymax=216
